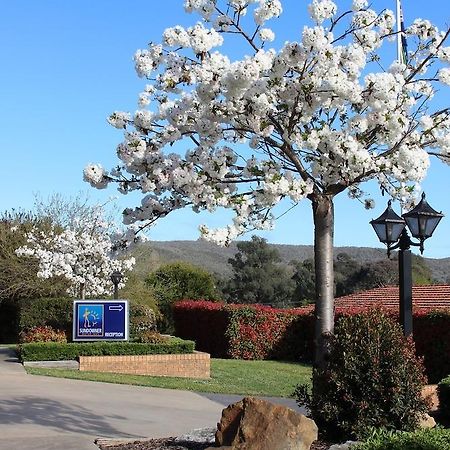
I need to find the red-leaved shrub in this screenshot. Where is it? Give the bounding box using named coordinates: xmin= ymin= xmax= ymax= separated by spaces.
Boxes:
xmin=172 ymin=300 xmax=450 ymax=382
xmin=173 ymin=300 xmax=230 ymax=357
xmin=19 ymin=325 xmax=67 ymax=343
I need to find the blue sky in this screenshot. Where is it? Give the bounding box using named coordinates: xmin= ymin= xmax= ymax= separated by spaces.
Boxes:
xmin=1 ymin=0 xmax=449 ymax=258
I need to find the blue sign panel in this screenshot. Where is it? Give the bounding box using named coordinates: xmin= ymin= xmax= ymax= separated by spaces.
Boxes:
xmin=73 ymin=300 xmax=128 ymax=341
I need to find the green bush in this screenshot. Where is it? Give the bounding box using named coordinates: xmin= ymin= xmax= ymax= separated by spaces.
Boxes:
xmin=129 ymin=303 xmax=157 ymax=341
xmin=147 ymin=261 xmax=218 ymax=334
xmin=18 ymin=338 xmax=195 ymax=361
xmin=438 ymin=375 xmax=450 ymax=418
xmin=133 ymin=331 xmax=169 ymax=344
xmin=19 ymin=325 xmax=67 ymax=343
xmin=354 ymin=427 xmax=450 ymax=450
xmin=295 ymin=310 xmax=429 ymax=440
xmin=19 ymin=297 xmax=73 ymax=336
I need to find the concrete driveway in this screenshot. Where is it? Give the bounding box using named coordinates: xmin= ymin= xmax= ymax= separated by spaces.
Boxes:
xmin=0 ymin=348 xmax=224 ymax=449
xmin=0 ymin=348 xmax=302 ymax=450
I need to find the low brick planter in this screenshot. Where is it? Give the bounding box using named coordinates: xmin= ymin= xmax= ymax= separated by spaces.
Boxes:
xmin=79 ymin=351 xmax=210 ymax=379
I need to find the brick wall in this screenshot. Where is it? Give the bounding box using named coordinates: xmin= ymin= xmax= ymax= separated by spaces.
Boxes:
xmin=78 ymin=351 xmax=210 ymax=379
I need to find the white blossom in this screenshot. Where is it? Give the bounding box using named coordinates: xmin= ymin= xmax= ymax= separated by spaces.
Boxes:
xmin=85 ymin=1 xmax=450 ymax=246
xmin=308 ymin=0 xmax=337 ymax=24
xmin=83 ymin=164 xmax=108 ymax=189
xmin=259 ymin=28 xmax=275 ymax=42
xmin=16 ymin=213 xmax=135 ymax=298
xmin=439 ymin=68 xmax=450 ymax=86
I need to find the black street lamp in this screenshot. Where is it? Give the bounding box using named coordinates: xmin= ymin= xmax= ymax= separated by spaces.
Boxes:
xmin=370 ymin=193 xmax=443 ymax=336
xmin=110 ymin=271 xmax=123 ymax=300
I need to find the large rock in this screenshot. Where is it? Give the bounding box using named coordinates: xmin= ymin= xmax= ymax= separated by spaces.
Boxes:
xmin=215 ymin=397 xmax=318 ymax=450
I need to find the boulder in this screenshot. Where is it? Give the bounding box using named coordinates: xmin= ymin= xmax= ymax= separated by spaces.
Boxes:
xmin=215 ymin=397 xmax=318 ymax=450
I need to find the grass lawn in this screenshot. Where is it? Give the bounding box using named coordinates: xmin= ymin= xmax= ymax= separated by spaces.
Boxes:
xmin=26 ymin=358 xmax=312 ymax=398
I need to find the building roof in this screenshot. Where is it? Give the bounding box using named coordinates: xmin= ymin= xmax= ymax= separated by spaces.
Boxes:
xmin=334 ymin=285 xmax=450 ymax=311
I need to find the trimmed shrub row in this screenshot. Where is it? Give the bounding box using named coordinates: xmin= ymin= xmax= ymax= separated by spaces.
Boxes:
xmin=173 ymin=300 xmax=450 ymax=383
xmin=173 ymin=300 xmax=315 ymax=361
xmin=19 ymin=338 xmax=195 ymax=362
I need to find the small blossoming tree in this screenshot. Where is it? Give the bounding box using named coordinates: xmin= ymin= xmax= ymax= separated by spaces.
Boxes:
xmin=16 ymin=213 xmax=135 ymax=299
xmin=85 ymin=0 xmax=450 ymax=365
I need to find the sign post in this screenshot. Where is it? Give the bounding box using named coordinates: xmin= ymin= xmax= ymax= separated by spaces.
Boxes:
xmin=73 ymin=300 xmax=129 ymax=341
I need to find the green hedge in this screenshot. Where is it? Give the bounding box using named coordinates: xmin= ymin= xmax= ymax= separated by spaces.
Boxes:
xmin=438 ymin=375 xmax=450 ymax=418
xmin=18 ymin=339 xmax=195 ymax=361
xmin=354 ymin=428 xmax=450 ymax=450
xmin=19 ymin=297 xmax=73 ymax=335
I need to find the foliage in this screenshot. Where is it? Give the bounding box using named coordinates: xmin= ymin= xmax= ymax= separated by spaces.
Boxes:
xmin=337 ymin=259 xmax=397 ymax=296
xmin=19 ymin=297 xmax=73 ymax=337
xmin=224 ymin=236 xmax=296 ymax=306
xmin=173 ymin=300 xmax=230 ymax=357
xmin=336 ymin=254 xmax=433 ymax=297
xmin=129 ymin=302 xmax=158 ymax=340
xmin=354 ymin=427 xmax=450 ymax=450
xmin=174 ymin=300 xmax=450 ymax=383
xmin=291 ymin=258 xmax=316 ymax=305
xmin=413 ymin=310 xmax=450 ymax=383
xmin=0 ymin=210 xmax=69 ymax=302
xmin=18 ymin=338 xmax=195 ymax=361
xmin=438 ymin=375 xmax=450 ymax=418
xmin=173 ymin=300 xmax=314 ymax=360
xmin=411 ymin=255 xmax=436 ymax=286
xmin=147 ymin=261 xmax=218 ymax=333
xmin=19 ymin=325 xmax=67 ymax=343
xmin=26 ymin=358 xmax=312 ymax=398
xmin=226 ymin=305 xmax=292 ymax=359
xmin=295 ymin=310 xmax=429 ymax=440
xmin=119 ymin=272 xmax=159 ymax=313
xmin=133 ymin=331 xmax=169 ymax=344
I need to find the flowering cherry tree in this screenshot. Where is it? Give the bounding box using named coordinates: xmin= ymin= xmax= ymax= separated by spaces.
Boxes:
xmin=84 ymin=0 xmax=450 ymax=365
xmin=16 ymin=214 xmax=135 ymax=299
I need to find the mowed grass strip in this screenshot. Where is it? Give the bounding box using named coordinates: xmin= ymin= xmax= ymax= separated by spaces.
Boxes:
xmin=26 ymin=359 xmax=312 ymax=397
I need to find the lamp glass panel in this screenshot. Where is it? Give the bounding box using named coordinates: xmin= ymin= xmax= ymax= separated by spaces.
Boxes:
xmin=390 ymin=222 xmax=406 ymax=242
xmin=424 ymin=216 xmax=442 ymax=238
xmin=372 ymin=223 xmax=388 ymax=243
xmin=372 ymin=222 xmax=404 ymax=244
xmin=404 ymin=216 xmax=419 ymax=237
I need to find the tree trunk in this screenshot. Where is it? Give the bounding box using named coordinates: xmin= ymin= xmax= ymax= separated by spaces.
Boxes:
xmin=79 ymin=283 xmax=85 ymax=300
xmin=312 ymin=194 xmax=335 ymax=369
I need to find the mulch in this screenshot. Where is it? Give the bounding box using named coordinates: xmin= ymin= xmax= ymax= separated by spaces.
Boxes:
xmin=96 ymin=437 xmax=334 ymax=450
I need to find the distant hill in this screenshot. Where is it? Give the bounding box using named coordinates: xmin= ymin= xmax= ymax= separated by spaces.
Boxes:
xmin=132 ymin=240 xmax=450 ymax=283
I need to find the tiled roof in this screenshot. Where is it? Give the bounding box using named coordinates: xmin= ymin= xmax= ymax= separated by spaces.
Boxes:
xmin=334 ymin=285 xmax=450 ymax=311
xmin=295 ymin=285 xmax=450 ymax=314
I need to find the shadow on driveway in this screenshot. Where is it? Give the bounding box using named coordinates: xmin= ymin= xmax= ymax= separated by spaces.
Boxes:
xmin=0 ymin=396 xmax=128 ymax=436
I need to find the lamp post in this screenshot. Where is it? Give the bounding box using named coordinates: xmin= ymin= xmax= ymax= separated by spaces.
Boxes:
xmin=370 ymin=193 xmax=443 ymax=337
xmin=110 ymin=271 xmax=123 ymax=300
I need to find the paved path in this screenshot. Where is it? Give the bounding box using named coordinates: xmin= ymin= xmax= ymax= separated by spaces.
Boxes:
xmin=0 ymin=348 xmax=302 ymax=450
